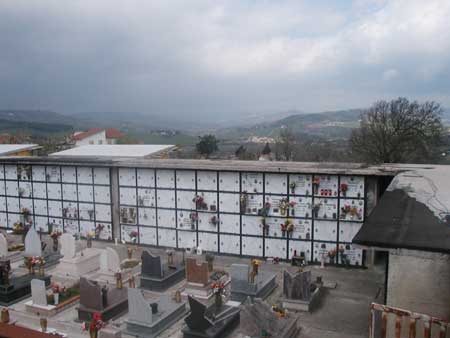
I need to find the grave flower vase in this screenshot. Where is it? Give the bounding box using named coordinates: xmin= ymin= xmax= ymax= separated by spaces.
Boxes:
xmin=54 ymin=293 xmax=59 ymax=305
xmin=89 ymin=329 xmax=98 ymax=338
xmin=214 ymin=291 xmax=222 ymax=309
xmin=1 ymin=308 xmax=9 ymax=324
xmin=40 ymin=318 xmax=47 ymax=332
xmin=39 ymin=265 xmax=45 ymax=276
xmin=52 ymin=238 xmax=59 ymax=252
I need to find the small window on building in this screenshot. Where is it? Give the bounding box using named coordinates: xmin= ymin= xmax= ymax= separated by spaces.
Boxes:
xmin=89 ymin=140 xmax=94 ymax=145
xmin=107 ymin=139 xmax=112 ymax=144
xmin=98 ymin=140 xmax=103 ymax=144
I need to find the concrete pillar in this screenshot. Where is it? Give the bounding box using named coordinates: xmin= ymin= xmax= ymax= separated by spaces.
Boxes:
xmin=110 ymin=167 xmax=121 ymax=241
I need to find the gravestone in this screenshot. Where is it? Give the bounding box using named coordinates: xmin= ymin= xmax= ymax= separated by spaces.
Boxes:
xmin=230 ymin=264 xmax=249 ymax=282
xmin=0 ymin=234 xmax=7 ymax=257
xmin=182 ymin=296 xmax=240 ymax=338
xmin=60 ymin=233 xmax=76 ymax=259
xmin=24 ymin=228 xmax=41 ymax=257
xmin=230 ymin=263 xmax=277 ymax=302
xmin=0 ymin=260 xmax=50 ymax=306
xmin=283 ymin=270 xmax=311 ymax=301
xmin=100 ymin=248 xmax=121 ymax=273
xmin=125 ymin=288 xmax=186 ymax=338
xmin=31 ymin=279 xmax=47 ymax=306
xmin=141 ymin=251 xmax=163 ymax=278
xmin=140 ymin=251 xmax=185 ymax=291
xmin=185 ymin=258 xmax=209 ymax=285
xmin=240 ymin=298 xmax=300 ymax=338
xmin=78 ymin=277 xmax=128 ymax=322
xmin=128 ymin=288 xmax=153 ymax=324
xmin=281 ymin=270 xmax=322 ymax=312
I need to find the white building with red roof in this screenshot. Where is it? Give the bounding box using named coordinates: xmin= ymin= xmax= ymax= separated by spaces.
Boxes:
xmin=71 ymin=128 xmax=124 ymax=146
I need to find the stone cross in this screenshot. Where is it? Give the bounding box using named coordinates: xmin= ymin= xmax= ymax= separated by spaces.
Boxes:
xmin=60 ymin=233 xmax=76 ymax=259
xmin=0 ymin=234 xmax=7 ymax=257
xmin=31 ymin=279 xmax=47 ymax=306
xmin=283 ymin=270 xmax=311 ymax=301
xmin=24 ymin=228 xmax=42 ymax=257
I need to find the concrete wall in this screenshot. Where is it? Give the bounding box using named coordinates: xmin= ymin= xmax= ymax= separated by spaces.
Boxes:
xmin=387 ymin=248 xmax=450 ymax=320
xmin=0 ymin=160 xmax=380 ymax=265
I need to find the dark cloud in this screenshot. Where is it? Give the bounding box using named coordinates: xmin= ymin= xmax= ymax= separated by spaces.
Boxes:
xmin=0 ymin=0 xmax=449 ymax=123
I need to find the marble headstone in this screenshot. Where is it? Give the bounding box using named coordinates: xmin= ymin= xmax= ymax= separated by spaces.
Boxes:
xmin=100 ymin=248 xmax=120 ymax=272
xmin=60 ymin=233 xmax=76 ymax=259
xmin=128 ymin=288 xmax=153 ymax=324
xmin=31 ymin=279 xmax=47 ymax=306
xmin=0 ymin=233 xmax=7 ymax=257
xmin=283 ymin=270 xmax=311 ymax=301
xmin=231 ymin=264 xmax=249 ymax=282
xmin=141 ymin=251 xmax=163 ymax=278
xmin=24 ymin=228 xmax=42 ymax=257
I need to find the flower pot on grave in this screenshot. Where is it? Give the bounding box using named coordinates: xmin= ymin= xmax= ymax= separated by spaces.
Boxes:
xmin=39 ymin=266 xmax=45 ymax=276
xmin=1 ymin=308 xmax=10 ymax=324
xmin=214 ymin=292 xmax=222 ymax=309
xmin=87 ymin=237 xmax=92 ymax=248
xmin=89 ymin=329 xmax=98 ymax=338
xmin=281 ymin=230 xmax=286 ymax=237
xmin=52 ymin=238 xmax=59 ymax=252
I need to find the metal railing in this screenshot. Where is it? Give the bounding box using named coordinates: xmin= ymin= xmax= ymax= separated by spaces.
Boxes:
xmin=370 ymin=303 xmax=449 ymax=338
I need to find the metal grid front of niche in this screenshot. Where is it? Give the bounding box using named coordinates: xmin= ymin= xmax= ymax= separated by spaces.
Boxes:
xmin=0 ymin=163 xmax=113 ymax=240
xmin=118 ymin=168 xmax=366 ymax=266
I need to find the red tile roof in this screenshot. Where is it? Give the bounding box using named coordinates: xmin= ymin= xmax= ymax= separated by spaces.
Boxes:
xmin=72 ymin=128 xmax=124 ymax=141
xmin=105 ymin=128 xmax=124 ymax=139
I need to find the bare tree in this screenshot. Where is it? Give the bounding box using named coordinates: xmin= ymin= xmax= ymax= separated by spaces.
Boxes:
xmin=275 ymin=128 xmax=297 ymax=161
xmin=350 ymin=98 xmax=444 ymax=163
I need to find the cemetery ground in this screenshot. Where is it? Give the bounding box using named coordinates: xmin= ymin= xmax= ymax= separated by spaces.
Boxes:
xmin=4 ymin=240 xmax=384 ymax=338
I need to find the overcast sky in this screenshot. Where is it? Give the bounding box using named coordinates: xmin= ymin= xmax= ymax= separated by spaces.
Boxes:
xmin=1 ymin=0 xmax=449 ymax=121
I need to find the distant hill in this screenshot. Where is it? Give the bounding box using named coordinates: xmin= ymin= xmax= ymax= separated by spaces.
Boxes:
xmin=216 ymin=109 xmax=364 ymax=141
xmin=0 ymin=110 xmax=76 ymax=125
xmin=0 ymin=110 xmax=74 ymax=136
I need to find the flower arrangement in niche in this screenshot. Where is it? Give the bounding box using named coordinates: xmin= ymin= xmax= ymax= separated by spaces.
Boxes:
xmin=258 ymin=202 xmax=271 ymax=217
xmin=278 ymin=198 xmax=288 ymax=216
xmin=50 ymin=230 xmax=62 ymax=252
xmin=288 ymin=201 xmax=296 ymax=216
xmin=327 ymin=248 xmax=337 ymax=264
xmin=289 ymin=181 xmax=297 ymax=194
xmin=95 ymin=224 xmax=105 ymax=239
xmin=189 ymin=212 xmax=198 ymax=229
xmin=340 ymin=183 xmax=348 ymax=196
xmin=261 ymin=217 xmax=269 ymax=236
xmin=129 ymin=230 xmax=138 ymax=243
xmin=240 ymin=192 xmax=248 ymax=214
xmin=209 ymin=215 xmax=219 ymax=226
xmin=312 ymin=177 xmax=320 ymax=194
xmin=193 ymin=195 xmax=208 ymax=210
xmin=313 ymin=203 xmax=321 ymax=218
